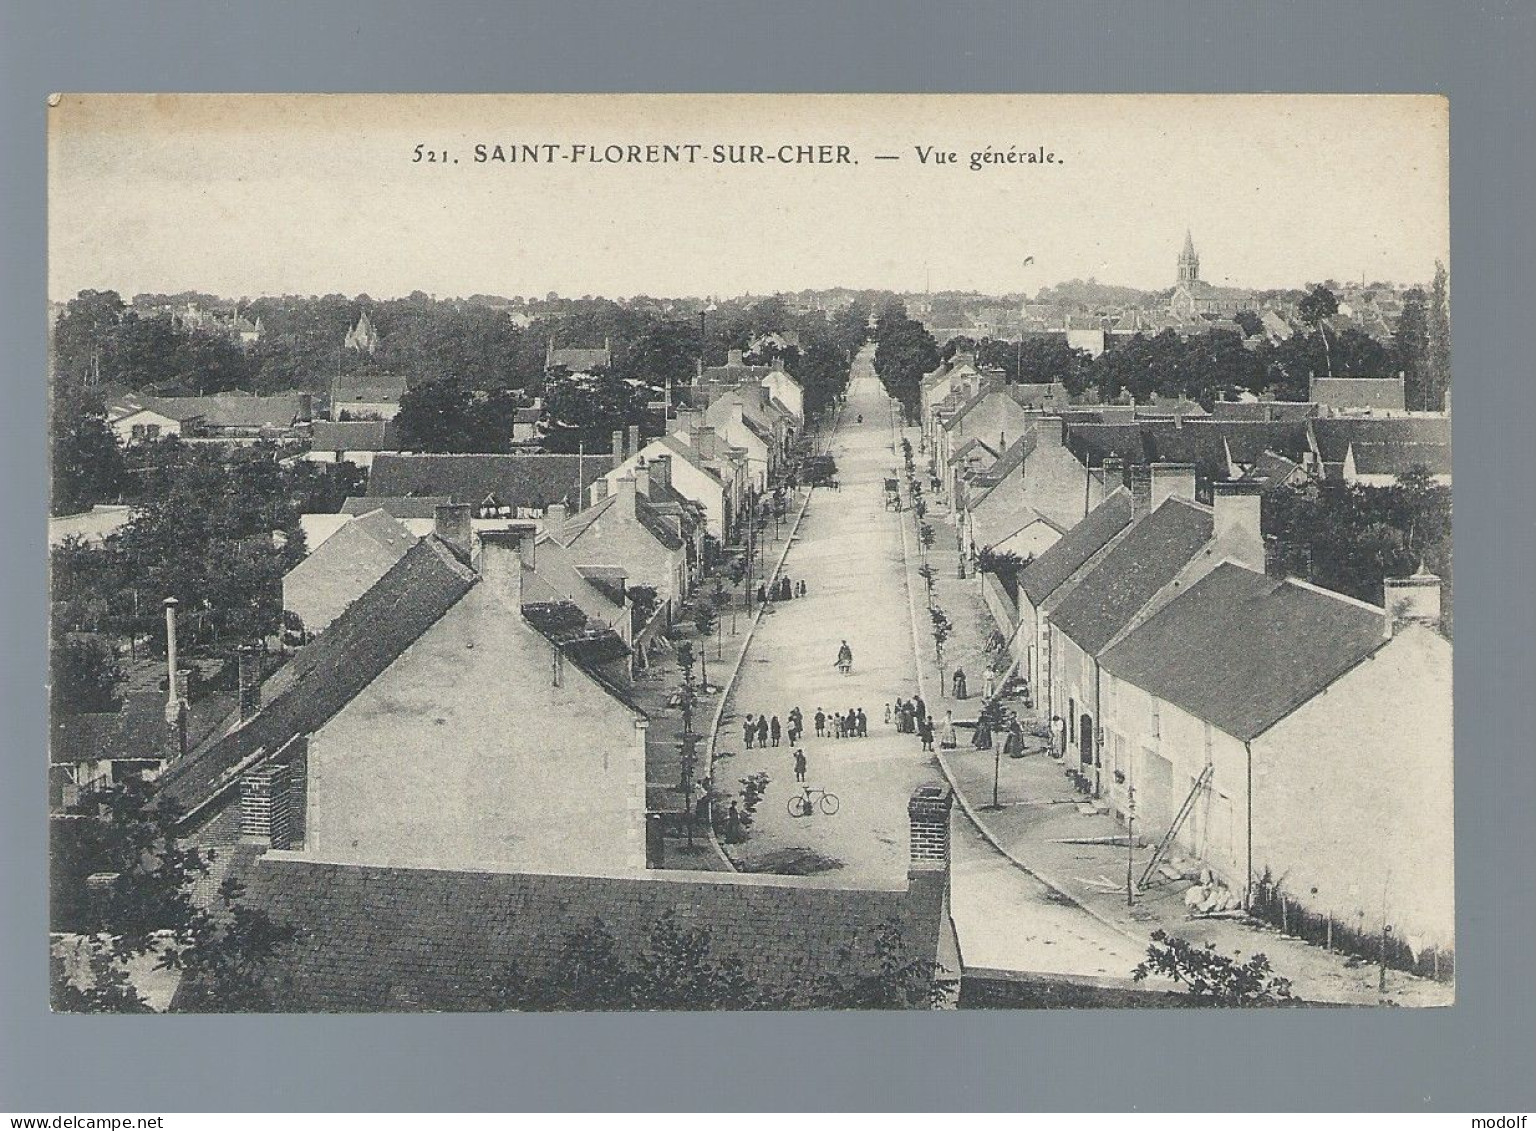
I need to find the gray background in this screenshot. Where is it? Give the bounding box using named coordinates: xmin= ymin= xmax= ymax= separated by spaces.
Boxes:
xmin=3 ymin=0 xmax=1533 ymax=1113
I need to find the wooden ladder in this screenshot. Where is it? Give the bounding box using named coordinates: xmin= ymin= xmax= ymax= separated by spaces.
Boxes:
xmin=1136 ymin=763 xmax=1214 ymax=891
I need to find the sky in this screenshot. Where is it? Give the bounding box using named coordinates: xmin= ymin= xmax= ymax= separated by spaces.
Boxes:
xmin=48 ymin=94 xmax=1450 ymax=303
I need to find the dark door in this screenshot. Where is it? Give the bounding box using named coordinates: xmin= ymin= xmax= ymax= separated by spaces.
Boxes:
xmin=1079 ymin=713 xmax=1095 ymax=766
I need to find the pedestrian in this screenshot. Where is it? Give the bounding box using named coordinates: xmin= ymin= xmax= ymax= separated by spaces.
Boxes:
xmin=1004 ymin=716 xmax=1025 ymax=759
xmin=901 ymin=700 xmax=915 ymax=734
xmin=919 ymin=716 xmax=935 ymax=752
xmin=884 ymin=703 xmax=892 ymax=726
xmin=914 ymin=695 xmax=927 ymax=726
xmin=952 ymin=668 xmax=968 ymax=700
xmin=1050 ymin=715 xmax=1066 ymax=759
xmin=743 ymin=713 xmax=755 ymax=749
xmin=793 ymin=748 xmax=807 ymax=783
xmin=770 ymin=715 xmax=781 ymax=747
xmin=725 ymin=801 xmax=743 ymax=843
xmin=941 ymin=709 xmax=958 ymax=750
xmin=815 ymin=708 xmax=826 ymax=737
xmin=846 ymin=708 xmax=857 ymax=739
xmin=756 ymin=715 xmax=769 ymax=748
xmin=757 ymin=582 xmax=768 ymax=606
xmin=856 ymin=707 xmax=868 ymax=737
xmin=781 ymin=576 xmax=792 ymax=601
xmin=982 ymin=667 xmax=996 ymax=701
xmin=835 ymin=639 xmax=853 ymax=675
xmin=798 ymin=579 xmax=807 ymax=597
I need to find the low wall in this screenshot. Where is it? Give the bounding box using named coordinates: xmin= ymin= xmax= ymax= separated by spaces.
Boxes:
xmin=979 ymin=572 xmax=1018 ymax=637
xmin=960 ymin=966 xmax=1193 ymax=1009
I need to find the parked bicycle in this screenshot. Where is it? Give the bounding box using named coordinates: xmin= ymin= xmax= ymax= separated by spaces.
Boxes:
xmin=787 ymin=785 xmax=840 ymax=818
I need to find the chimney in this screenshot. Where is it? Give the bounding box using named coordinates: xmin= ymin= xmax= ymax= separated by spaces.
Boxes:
xmin=1384 ymin=567 xmax=1442 ymax=634
xmin=546 ymin=501 xmax=568 ymax=525
xmin=650 ymin=454 xmax=673 ymax=492
xmin=1032 ymin=415 xmax=1064 ymax=448
xmin=240 ymin=761 xmax=291 ymax=849
xmin=1128 ymin=464 xmax=1153 ymax=519
xmin=163 ymin=598 xmax=180 ymax=724
xmin=611 ymin=429 xmax=625 ymax=469
xmin=728 ymin=348 xmax=744 ymax=367
xmin=759 ymin=384 xmax=771 ymax=408
xmin=1211 ymin=480 xmax=1265 ymax=572
xmin=1149 ymin=462 xmax=1196 ymax=509
xmin=693 ymin=426 xmax=719 ymax=459
xmin=479 ymin=526 xmax=536 ymax=608
xmin=237 ymin=644 xmax=262 ymax=724
xmin=617 ymin=474 xmax=639 ymax=513
xmin=434 ymin=503 xmax=474 ymax=563
xmin=626 ymin=424 xmax=641 ymax=459
xmin=634 ymin=459 xmax=652 ymax=500
xmin=674 ymin=407 xmax=702 ymax=435
xmin=908 ymin=782 xmax=954 ymax=874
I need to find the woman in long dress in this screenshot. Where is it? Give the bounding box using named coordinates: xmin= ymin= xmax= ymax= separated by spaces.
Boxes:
xmin=941 ymin=710 xmax=958 ymax=750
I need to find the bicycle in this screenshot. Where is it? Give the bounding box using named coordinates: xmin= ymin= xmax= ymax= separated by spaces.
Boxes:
xmin=787 ymin=785 xmax=840 ymax=818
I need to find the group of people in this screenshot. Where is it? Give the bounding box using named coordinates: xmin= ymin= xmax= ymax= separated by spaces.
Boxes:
xmin=742 ymin=707 xmax=808 ymax=749
xmin=757 ymin=576 xmax=808 ymax=606
xmin=889 ymin=695 xmax=960 ymax=753
xmin=813 ymin=706 xmax=869 ymax=739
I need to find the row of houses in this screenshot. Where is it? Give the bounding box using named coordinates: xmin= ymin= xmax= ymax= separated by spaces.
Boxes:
xmin=959 ymin=449 xmax=1453 ymax=956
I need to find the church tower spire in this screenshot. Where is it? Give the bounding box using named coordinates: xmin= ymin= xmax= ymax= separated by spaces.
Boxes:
xmin=1177 ymin=230 xmax=1200 ymax=285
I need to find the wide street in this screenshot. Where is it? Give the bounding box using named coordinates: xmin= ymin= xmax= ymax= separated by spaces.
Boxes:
xmin=715 ymin=351 xmax=1144 ymax=978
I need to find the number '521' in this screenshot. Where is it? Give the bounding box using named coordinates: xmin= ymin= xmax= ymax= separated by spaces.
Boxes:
xmin=413 ymin=145 xmax=453 ymax=163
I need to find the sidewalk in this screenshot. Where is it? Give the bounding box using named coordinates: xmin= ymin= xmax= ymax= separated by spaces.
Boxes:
xmin=893 ymin=414 xmax=1454 ymax=1007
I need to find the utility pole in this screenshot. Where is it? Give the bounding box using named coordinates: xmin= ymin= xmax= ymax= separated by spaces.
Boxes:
xmin=1126 ymin=784 xmax=1137 ymax=906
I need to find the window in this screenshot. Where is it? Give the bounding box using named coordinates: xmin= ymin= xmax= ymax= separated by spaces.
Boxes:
xmin=1068 ymin=699 xmax=1076 ymax=743
xmin=1150 ymin=701 xmax=1161 ymax=741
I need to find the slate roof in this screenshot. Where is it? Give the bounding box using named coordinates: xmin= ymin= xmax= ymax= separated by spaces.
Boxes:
xmin=1212 ymin=400 xmax=1318 ymax=422
xmin=947 ymin=438 xmax=999 ymax=467
xmin=1017 ymin=489 xmax=1134 ymax=608
xmin=1048 ymin=498 xmax=1215 ymax=655
xmin=369 ymin=454 xmax=614 ymax=511
xmin=340 ymin=495 xmax=452 ymax=520
xmin=311 ymin=420 xmax=402 ymax=452
xmin=1310 ymin=377 xmax=1406 ymax=413
xmin=232 ymin=856 xmax=940 ymax=1011
xmin=656 ymin=435 xmax=725 ymax=487
xmin=554 ymin=493 xmax=686 ymax=553
xmin=1101 ymin=563 xmax=1389 ymax=741
xmin=1065 ymin=422 xmax=1151 ymax=467
xmin=1351 ymin=441 xmax=1452 ymax=477
xmin=1006 ymin=383 xmax=1072 ymax=409
xmin=158 ymin=537 xmax=478 ymax=820
xmin=1241 ymin=450 xmax=1305 ymax=492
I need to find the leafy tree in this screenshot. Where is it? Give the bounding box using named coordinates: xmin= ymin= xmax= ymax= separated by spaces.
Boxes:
xmin=538 ymin=367 xmax=659 ymax=455
xmin=1392 ymin=288 xmax=1430 ymax=411
xmin=49 ymin=779 xmax=299 ymax=1012
xmin=395 ymin=377 xmax=523 ymax=453
xmin=50 ymin=389 xmax=125 ymax=515
xmin=50 ymin=633 xmax=124 ymax=716
xmin=1133 ymin=929 xmax=1298 ymax=1006
xmin=873 ymin=314 xmax=940 ymax=421
xmin=1425 ymin=261 xmax=1451 ymax=412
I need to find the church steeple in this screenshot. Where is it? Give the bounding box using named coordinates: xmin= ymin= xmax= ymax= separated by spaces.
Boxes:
xmin=1177 ymin=230 xmax=1200 ymax=285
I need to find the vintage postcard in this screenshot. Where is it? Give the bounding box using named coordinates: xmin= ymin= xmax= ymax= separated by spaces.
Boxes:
xmin=47 ymin=94 xmax=1452 ymax=1012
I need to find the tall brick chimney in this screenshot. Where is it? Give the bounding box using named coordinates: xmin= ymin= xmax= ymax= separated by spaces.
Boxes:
xmin=633 ymin=459 xmax=652 ymax=500
xmin=240 ymin=761 xmax=291 ymax=849
xmin=162 ymin=598 xmax=188 ymax=758
xmin=1212 ymin=480 xmax=1265 ymax=572
xmin=692 ymin=426 xmax=719 ymax=459
xmin=626 ymin=424 xmax=641 ymax=460
xmin=650 ymin=454 xmax=673 ymax=493
xmin=908 ymin=782 xmax=954 ymax=874
xmin=611 ymin=429 xmax=625 ymax=469
xmin=237 ymin=644 xmax=262 ymax=725
xmin=433 ymin=503 xmax=474 ymax=564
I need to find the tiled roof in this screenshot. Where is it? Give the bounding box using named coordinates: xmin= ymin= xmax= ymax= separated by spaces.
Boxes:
xmin=1212 ymin=400 xmax=1318 ymax=422
xmin=1312 ymin=417 xmax=1451 ymax=465
xmin=340 ymin=495 xmax=451 ymax=520
xmin=158 ymin=538 xmax=477 ymax=819
xmin=143 ymin=394 xmax=309 ymax=429
xmin=1065 ymin=423 xmax=1151 ymax=468
xmin=1242 ymin=450 xmax=1305 ymax=491
xmin=1101 ymin=563 xmax=1388 ymax=741
xmin=1017 ymin=489 xmax=1134 ymax=607
xmin=548 ymin=347 xmax=611 ymax=372
xmin=1350 ymin=442 xmax=1451 ymax=477
xmin=1006 ymin=383 xmax=1071 ymax=409
xmin=554 ymin=492 xmax=685 ymax=554
xmin=1049 ymin=498 xmax=1214 ymax=655
xmin=656 ymin=435 xmax=725 ymax=487
xmin=311 ymin=420 xmax=402 ymax=452
xmin=1310 ymin=377 xmax=1406 ymax=412
xmin=233 ymin=857 xmax=940 ymax=1011
xmin=369 ymin=454 xmax=614 ymax=511
xmin=50 ymin=691 xmax=169 ymax=765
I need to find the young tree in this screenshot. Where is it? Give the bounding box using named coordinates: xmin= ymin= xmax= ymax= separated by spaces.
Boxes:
xmin=1425 ymin=261 xmax=1451 ymax=412
xmin=1392 ymin=288 xmax=1431 ymax=411
xmin=50 ymin=633 xmax=124 ymax=716
xmin=1133 ymin=929 xmax=1298 ymax=1006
